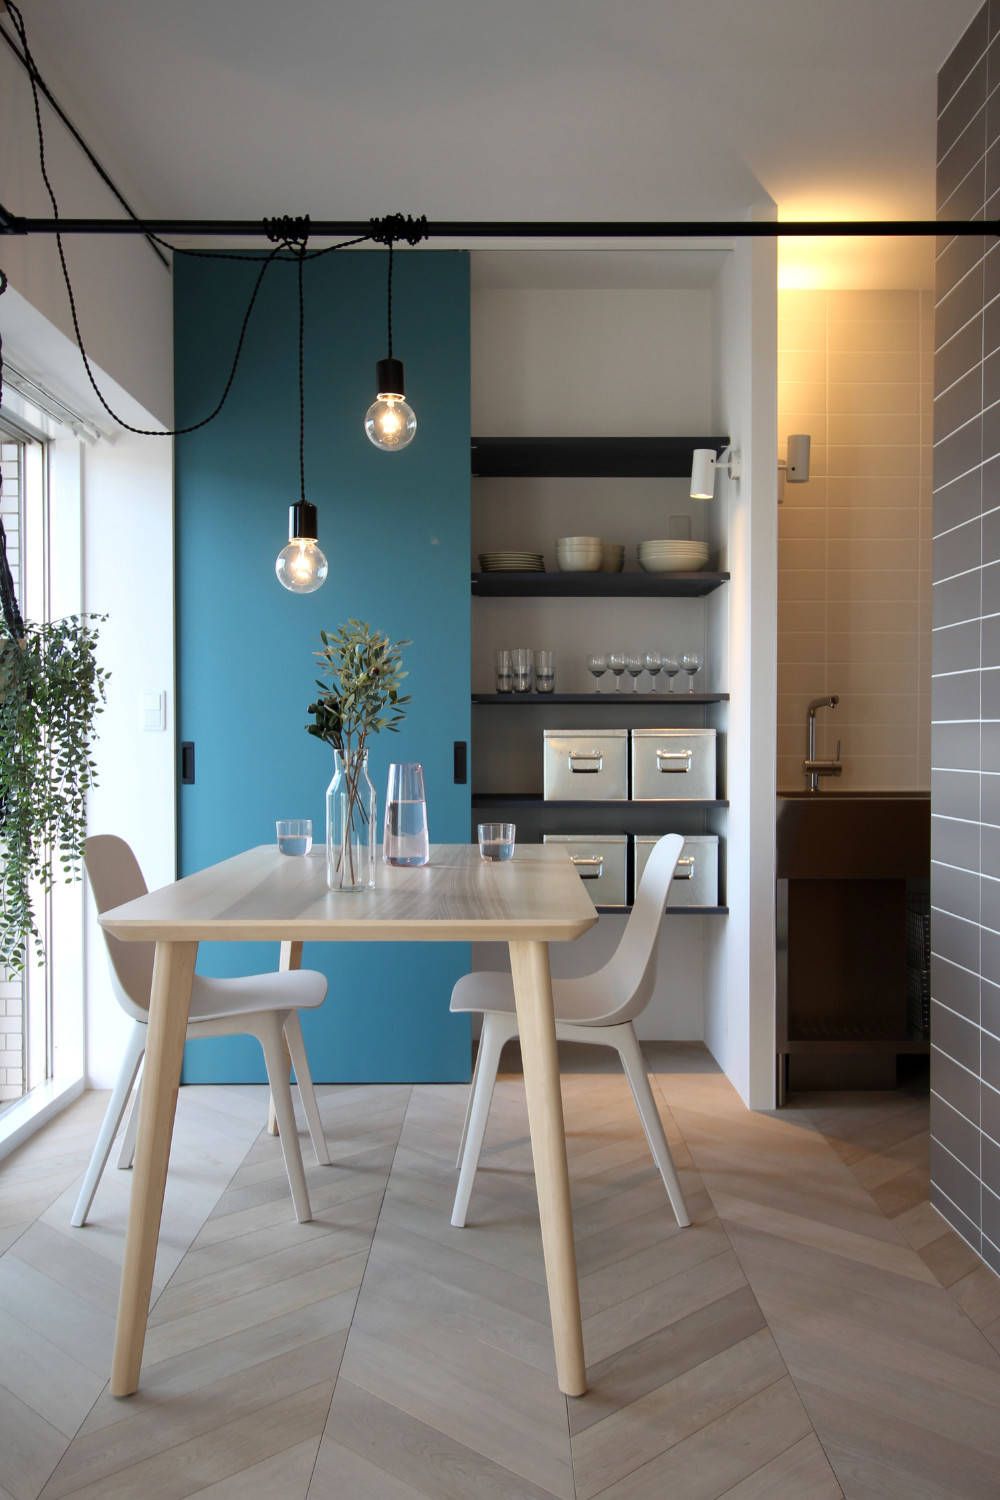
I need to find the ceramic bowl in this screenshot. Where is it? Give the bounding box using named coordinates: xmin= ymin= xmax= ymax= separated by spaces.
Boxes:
xmin=556 ymin=536 xmax=603 ymax=572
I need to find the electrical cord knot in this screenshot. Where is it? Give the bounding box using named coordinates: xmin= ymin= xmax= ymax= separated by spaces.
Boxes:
xmin=369 ymin=213 xmax=428 ymax=248
xmin=263 ymin=214 xmax=311 ymax=250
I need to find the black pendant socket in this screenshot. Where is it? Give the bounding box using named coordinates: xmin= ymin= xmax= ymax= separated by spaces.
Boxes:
xmin=376 ymin=357 xmax=405 ymax=398
xmin=289 ymin=499 xmax=318 ymax=541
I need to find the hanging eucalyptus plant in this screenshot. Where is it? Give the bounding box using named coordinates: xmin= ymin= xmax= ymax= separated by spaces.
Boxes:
xmin=0 ymin=609 xmax=109 ymax=973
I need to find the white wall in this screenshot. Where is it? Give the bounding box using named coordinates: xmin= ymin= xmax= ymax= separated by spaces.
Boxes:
xmin=473 ymin=287 xmax=715 ymax=435
xmin=0 ymin=41 xmax=173 ymax=424
xmin=471 ymin=273 xmax=719 ymax=1040
xmin=82 ymin=427 xmax=174 ymax=1087
xmin=704 ymin=227 xmax=779 ymax=1107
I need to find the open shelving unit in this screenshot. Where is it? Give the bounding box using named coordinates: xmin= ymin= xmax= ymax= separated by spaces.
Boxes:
xmin=469 ymin=433 xmax=731 ymax=917
xmin=472 ymin=571 xmax=730 ymax=598
xmin=471 ymin=436 xmax=729 ymax=478
xmin=472 ymin=692 xmax=729 ymax=705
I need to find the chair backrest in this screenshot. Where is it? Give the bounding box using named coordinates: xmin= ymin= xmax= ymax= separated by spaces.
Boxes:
xmin=84 ymin=835 xmax=154 ymax=1022
xmin=562 ymin=833 xmax=684 ymax=1026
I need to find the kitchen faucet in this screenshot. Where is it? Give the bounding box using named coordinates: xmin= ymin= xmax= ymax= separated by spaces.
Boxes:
xmin=804 ymin=695 xmax=842 ymax=792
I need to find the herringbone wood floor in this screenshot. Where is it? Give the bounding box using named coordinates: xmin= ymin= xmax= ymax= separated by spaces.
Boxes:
xmin=0 ymin=1046 xmax=998 ymax=1498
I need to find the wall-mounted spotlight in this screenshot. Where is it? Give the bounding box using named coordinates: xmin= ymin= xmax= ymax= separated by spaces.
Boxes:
xmin=690 ymin=446 xmax=741 ymax=501
xmin=777 ymin=433 xmax=811 ymax=502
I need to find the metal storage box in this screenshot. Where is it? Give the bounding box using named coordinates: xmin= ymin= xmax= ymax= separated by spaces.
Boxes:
xmin=635 ymin=834 xmax=719 ymax=908
xmin=630 ymin=728 xmax=717 ymax=801
xmin=543 ymin=728 xmax=628 ymax=801
xmin=543 ymin=834 xmax=628 ymax=908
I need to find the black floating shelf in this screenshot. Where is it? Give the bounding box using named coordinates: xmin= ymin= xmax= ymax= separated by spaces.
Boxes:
xmin=471 ymin=436 xmax=730 ymax=478
xmin=472 ymin=692 xmax=729 ymax=705
xmin=472 ymin=571 xmax=730 ymax=598
xmin=597 ymin=905 xmax=729 ymax=916
xmin=472 ymin=794 xmax=729 ymax=809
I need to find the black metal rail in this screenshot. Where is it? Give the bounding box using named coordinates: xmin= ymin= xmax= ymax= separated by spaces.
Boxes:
xmin=0 ymin=210 xmax=993 ymax=241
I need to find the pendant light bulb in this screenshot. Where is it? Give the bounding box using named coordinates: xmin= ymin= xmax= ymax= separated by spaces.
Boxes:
xmin=276 ymin=502 xmax=328 ymax=594
xmin=365 ymin=357 xmax=416 ymax=452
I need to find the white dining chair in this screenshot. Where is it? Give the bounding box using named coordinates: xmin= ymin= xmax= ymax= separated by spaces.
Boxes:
xmin=450 ymin=831 xmax=690 ymax=1230
xmin=72 ymin=834 xmax=331 ymax=1229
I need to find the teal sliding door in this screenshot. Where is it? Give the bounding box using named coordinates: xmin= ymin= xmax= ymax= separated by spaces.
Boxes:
xmin=174 ymin=250 xmax=471 ymax=1082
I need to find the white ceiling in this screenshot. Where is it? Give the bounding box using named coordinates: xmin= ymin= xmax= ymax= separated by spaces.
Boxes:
xmin=12 ymin=0 xmax=979 ymax=289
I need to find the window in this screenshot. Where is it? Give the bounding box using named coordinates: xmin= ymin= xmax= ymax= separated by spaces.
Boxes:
xmin=0 ymin=391 xmax=86 ymax=1147
xmin=0 ymin=437 xmax=26 ymax=1107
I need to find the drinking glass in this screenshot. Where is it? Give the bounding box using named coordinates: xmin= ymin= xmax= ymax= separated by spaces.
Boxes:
xmin=276 ymin=819 xmax=312 ymax=856
xmin=680 ymin=652 xmax=703 ymax=693
xmin=383 ymin=762 xmax=430 ymax=867
xmin=588 ymin=653 xmax=607 ymax=692
xmin=495 ymin=648 xmax=512 ymax=694
xmin=626 ymin=654 xmax=644 ymax=693
xmin=478 ymin=822 xmax=516 ymax=861
xmin=643 ymin=651 xmax=662 ymax=692
xmin=608 ymin=652 xmax=627 ymax=693
xmin=535 ymin=649 xmax=555 ymax=694
xmin=512 ymin=647 xmax=534 ymax=693
xmin=662 ymin=655 xmax=680 ymax=692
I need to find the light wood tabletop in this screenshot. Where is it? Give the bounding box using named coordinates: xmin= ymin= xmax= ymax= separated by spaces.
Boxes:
xmin=99 ymin=843 xmax=597 ymax=1402
xmin=100 ymin=843 xmax=598 ymax=944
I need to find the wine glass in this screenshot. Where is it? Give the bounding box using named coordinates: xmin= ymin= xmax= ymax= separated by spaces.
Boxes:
xmin=626 ymin=654 xmax=644 ymax=693
xmin=643 ymin=651 xmax=662 ymax=692
xmin=608 ymin=652 xmax=627 ymax=693
xmin=680 ymin=652 xmax=703 ymax=693
xmin=662 ymin=654 xmax=680 ymax=692
xmin=588 ymin=653 xmax=607 ymax=693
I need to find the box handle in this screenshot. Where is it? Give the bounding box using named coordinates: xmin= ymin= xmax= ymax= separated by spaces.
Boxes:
xmin=673 ymin=856 xmax=696 ymax=880
xmin=570 ymin=855 xmax=605 ymax=879
xmin=568 ymin=750 xmax=603 ymax=773
xmin=656 ymin=748 xmax=693 ymax=773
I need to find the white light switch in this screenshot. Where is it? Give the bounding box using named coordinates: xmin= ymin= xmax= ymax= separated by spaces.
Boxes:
xmin=141 ymin=691 xmax=166 ymax=732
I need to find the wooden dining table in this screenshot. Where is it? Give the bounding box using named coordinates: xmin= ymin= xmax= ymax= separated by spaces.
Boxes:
xmin=99 ymin=842 xmax=598 ymax=1399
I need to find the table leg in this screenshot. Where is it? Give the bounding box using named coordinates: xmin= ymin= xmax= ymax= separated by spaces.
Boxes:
xmin=110 ymin=940 xmax=197 ymax=1397
xmin=267 ymin=940 xmax=302 ymax=1135
xmin=508 ymin=939 xmax=586 ymax=1398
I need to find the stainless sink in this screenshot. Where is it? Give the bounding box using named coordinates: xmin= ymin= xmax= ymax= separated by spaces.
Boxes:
xmin=776 ymin=792 xmax=929 ymax=879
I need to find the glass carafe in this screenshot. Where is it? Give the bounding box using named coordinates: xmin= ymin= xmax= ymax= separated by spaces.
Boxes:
xmin=384 ymin=762 xmax=430 ymax=867
xmin=326 ymin=748 xmax=377 ymax=891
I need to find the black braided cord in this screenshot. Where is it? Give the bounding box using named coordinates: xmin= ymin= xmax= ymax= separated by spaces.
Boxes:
xmin=387 ymin=240 xmax=394 ymax=360
xmin=0 ymin=266 xmax=26 ymax=641
xmin=0 ymin=1 xmax=372 ymax=439
xmin=297 ymin=248 xmax=306 ymax=500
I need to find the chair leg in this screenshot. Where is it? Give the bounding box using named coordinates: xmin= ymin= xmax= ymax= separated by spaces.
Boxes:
xmin=117 ymin=1064 xmax=142 ymax=1169
xmin=451 ymin=1013 xmax=510 ymax=1229
xmin=456 ymin=1033 xmax=484 ymax=1168
xmin=258 ymin=1015 xmax=312 ymax=1223
xmin=616 ymin=1024 xmax=690 ymax=1228
xmin=71 ymin=1022 xmax=146 ymax=1228
xmin=283 ymin=1011 xmax=330 ymax=1166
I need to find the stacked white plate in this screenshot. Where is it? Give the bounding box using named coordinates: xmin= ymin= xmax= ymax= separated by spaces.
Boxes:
xmin=638 ymin=539 xmax=710 ymax=574
xmin=479 ymin=551 xmax=545 ymax=572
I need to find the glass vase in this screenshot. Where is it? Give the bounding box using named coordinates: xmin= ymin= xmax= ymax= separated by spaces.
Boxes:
xmin=326 ymin=748 xmax=377 ymax=892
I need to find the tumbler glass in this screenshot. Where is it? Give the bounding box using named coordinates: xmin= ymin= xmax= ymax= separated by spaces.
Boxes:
xmin=535 ymin=649 xmax=555 ymax=694
xmin=512 ymin=648 xmax=534 ymax=693
xmin=478 ymin=823 xmax=516 ymax=861
xmin=383 ymin=763 xmax=430 ymax=867
xmin=495 ymin=649 xmax=513 ymax=693
xmin=276 ymin=819 xmax=312 ymax=856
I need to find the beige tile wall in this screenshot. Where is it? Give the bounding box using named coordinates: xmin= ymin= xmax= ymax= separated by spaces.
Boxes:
xmin=777 ymin=289 xmax=933 ymax=792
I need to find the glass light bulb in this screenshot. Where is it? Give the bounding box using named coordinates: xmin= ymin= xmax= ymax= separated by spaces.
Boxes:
xmin=275 ymin=536 xmax=328 ymax=594
xmin=365 ymin=392 xmax=417 ymax=451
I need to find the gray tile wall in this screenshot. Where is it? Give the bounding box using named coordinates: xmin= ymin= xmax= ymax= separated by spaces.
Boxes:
xmin=932 ymin=0 xmax=1000 ymax=1274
